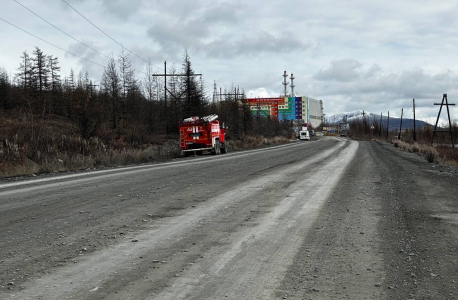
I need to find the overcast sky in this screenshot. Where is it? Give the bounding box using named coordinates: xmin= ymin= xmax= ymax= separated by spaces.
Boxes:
xmin=1 ymin=0 xmax=458 ymax=124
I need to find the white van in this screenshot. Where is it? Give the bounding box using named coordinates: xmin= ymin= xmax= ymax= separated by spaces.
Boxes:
xmin=299 ymin=130 xmax=310 ymax=141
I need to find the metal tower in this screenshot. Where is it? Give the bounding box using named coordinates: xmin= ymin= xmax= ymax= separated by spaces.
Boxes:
xmin=290 ymin=73 xmax=295 ymax=97
xmin=282 ymin=71 xmax=289 ymax=97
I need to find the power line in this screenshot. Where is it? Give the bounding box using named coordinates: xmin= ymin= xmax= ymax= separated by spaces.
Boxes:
xmin=0 ymin=16 xmax=106 ymax=69
xmin=295 ymin=87 xmax=308 ymax=96
xmin=61 ymin=0 xmax=161 ymax=71
xmin=14 ymin=0 xmax=111 ymax=61
xmin=2 ymin=10 xmax=148 ymax=78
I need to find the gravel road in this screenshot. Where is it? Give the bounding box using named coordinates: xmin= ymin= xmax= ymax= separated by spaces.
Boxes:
xmin=0 ymin=137 xmax=457 ymax=299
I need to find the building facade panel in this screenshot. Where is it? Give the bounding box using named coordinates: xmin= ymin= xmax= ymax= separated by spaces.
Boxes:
xmin=245 ymin=96 xmax=323 ymax=127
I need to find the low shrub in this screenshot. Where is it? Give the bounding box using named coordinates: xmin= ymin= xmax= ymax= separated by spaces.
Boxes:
xmin=424 ymin=147 xmax=439 ymax=163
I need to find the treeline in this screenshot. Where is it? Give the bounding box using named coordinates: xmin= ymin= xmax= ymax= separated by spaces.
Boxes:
xmin=347 ymin=117 xmax=458 ymax=164
xmin=348 ymin=117 xmax=457 ymax=144
xmin=0 ymin=47 xmax=293 ymax=176
xmin=0 ymin=47 xmax=291 ymax=143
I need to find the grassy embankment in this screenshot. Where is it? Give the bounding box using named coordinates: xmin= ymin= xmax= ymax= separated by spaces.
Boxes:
xmin=0 ymin=111 xmax=292 ymax=178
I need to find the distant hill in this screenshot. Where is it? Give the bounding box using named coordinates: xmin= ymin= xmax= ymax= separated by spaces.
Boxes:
xmin=326 ymin=111 xmax=432 ymax=131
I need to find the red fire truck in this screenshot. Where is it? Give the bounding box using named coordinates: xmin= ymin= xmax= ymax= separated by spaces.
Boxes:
xmin=179 ymin=114 xmax=228 ymax=156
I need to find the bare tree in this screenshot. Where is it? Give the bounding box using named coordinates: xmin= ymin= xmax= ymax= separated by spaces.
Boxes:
xmin=16 ymin=51 xmax=32 ymax=90
xmin=47 ymin=55 xmax=61 ymax=114
xmin=101 ymin=58 xmax=121 ymax=130
xmin=30 ymin=47 xmax=49 ymax=98
xmin=181 ymin=50 xmax=206 ymax=118
xmin=0 ymin=67 xmax=11 ymax=109
xmin=118 ymin=49 xmax=135 ymax=129
xmin=143 ymin=59 xmax=155 ymax=102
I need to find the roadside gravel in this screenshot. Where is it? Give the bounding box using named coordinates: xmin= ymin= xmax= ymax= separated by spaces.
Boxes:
xmin=1 ymin=138 xmax=457 ymax=299
xmin=278 ymin=140 xmax=458 ymax=299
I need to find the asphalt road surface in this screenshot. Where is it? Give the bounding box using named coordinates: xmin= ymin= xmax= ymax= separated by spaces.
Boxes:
xmin=1 ymin=137 xmax=457 ymax=300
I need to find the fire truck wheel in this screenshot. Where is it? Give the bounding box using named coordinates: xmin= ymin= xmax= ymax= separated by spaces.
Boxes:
xmin=221 ymin=141 xmax=228 ymax=154
xmin=196 ymin=150 xmax=203 ymax=156
xmin=212 ymin=140 xmax=221 ymax=155
xmin=183 ymin=152 xmax=190 ymax=157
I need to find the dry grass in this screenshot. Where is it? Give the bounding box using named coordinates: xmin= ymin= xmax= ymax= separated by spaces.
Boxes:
xmin=228 ymin=135 xmax=293 ymax=151
xmin=435 ymin=146 xmax=458 ymax=166
xmin=0 ymin=111 xmax=292 ymax=178
xmin=0 ymin=111 xmax=182 ymax=178
xmin=0 ymin=138 xmax=181 ymax=178
xmin=391 ymin=139 xmax=444 ymax=164
xmin=0 ymin=134 xmax=290 ymax=178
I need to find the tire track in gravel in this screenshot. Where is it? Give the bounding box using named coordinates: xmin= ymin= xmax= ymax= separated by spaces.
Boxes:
xmin=152 ymin=139 xmax=358 ymax=300
xmin=7 ymin=139 xmax=353 ymax=300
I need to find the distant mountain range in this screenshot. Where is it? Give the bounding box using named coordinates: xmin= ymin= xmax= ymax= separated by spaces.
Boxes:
xmin=325 ymin=111 xmax=432 ymax=131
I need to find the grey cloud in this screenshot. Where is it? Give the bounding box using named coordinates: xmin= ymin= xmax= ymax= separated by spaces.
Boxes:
xmin=129 ymin=46 xmax=166 ymax=74
xmin=203 ymin=31 xmax=311 ymax=58
xmin=145 ymin=0 xmax=244 ymax=54
xmin=101 ymin=0 xmax=143 ymax=19
xmin=148 ymin=18 xmax=311 ymax=58
xmin=145 ymin=0 xmax=313 ymax=58
xmin=314 ymin=59 xmax=362 ymax=82
xmin=309 ymin=61 xmax=458 ymax=118
xmin=147 ymin=17 xmax=209 ymax=54
xmin=144 ymin=0 xmax=244 ymax=21
xmin=60 ymin=0 xmax=142 ymax=19
xmin=200 ymin=2 xmax=243 ymax=24
xmin=362 ymin=69 xmax=457 ymax=99
xmin=66 ymin=40 xmax=109 ymax=80
xmin=365 ymin=64 xmax=382 ymax=77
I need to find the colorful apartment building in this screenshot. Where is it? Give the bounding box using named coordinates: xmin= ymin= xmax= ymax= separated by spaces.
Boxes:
xmin=245 ymin=96 xmax=324 ymax=128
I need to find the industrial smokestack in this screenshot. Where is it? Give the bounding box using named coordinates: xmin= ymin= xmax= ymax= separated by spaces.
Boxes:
xmin=282 ymin=71 xmax=289 ymax=97
xmin=290 ymin=73 xmax=295 ymax=97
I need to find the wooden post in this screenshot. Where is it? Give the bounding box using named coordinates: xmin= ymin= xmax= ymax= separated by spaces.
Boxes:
xmin=413 ymin=99 xmax=416 ymax=142
xmin=398 ymin=108 xmax=403 ymax=140
xmin=386 ymin=111 xmax=390 ymax=139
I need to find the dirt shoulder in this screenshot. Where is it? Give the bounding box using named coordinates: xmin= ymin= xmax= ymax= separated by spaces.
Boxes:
xmin=278 ymin=140 xmax=458 ymax=299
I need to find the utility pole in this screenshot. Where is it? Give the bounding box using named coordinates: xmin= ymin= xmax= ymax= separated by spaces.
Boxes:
xmin=363 ymin=110 xmax=367 ymax=134
xmin=164 ymin=61 xmax=167 ymax=133
xmin=386 ymin=111 xmax=390 ymax=139
xmin=398 ymin=108 xmax=403 ymax=140
xmin=379 ymin=112 xmax=382 ymax=137
xmin=320 ymin=100 xmax=324 ymax=128
xmin=432 ymin=93 xmax=455 ymax=148
xmin=152 ymin=61 xmax=202 ymax=133
xmin=413 ymin=99 xmax=416 ymax=142
xmin=282 ymin=71 xmax=289 ymax=97
xmin=290 ymin=73 xmax=295 ymax=97
xmin=220 ymin=89 xmax=244 ymax=101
